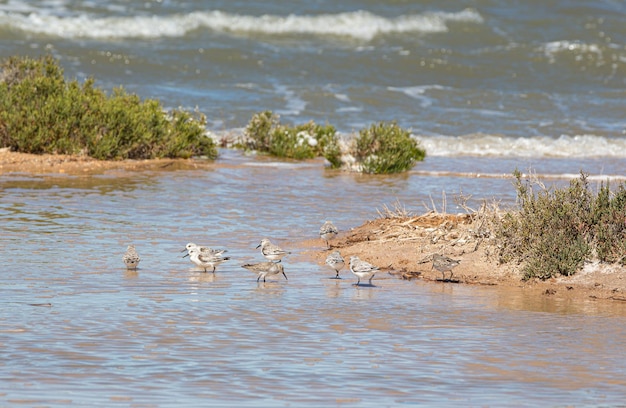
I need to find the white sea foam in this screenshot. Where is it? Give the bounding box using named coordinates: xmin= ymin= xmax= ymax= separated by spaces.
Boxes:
xmin=387 ymin=85 xmax=449 ymax=108
xmin=540 ymin=40 xmax=605 ymax=63
xmin=418 ymin=133 xmax=626 ymax=158
xmin=0 ymin=8 xmax=483 ymax=40
xmin=273 ymin=84 xmax=307 ymax=116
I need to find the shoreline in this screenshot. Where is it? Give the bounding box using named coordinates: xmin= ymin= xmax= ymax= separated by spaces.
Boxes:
xmin=3 ymin=150 xmax=625 ymax=304
xmin=0 ymin=149 xmax=213 ymax=175
xmin=301 ymin=213 xmax=626 ymax=303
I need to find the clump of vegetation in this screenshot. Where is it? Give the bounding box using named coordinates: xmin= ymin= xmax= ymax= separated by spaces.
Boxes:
xmin=496 ymin=170 xmax=626 ymax=280
xmin=354 ymin=122 xmax=425 ymax=174
xmin=244 ymin=111 xmax=341 ymax=167
xmin=243 ymin=114 xmax=427 ymax=174
xmin=0 ymin=55 xmax=216 ymax=160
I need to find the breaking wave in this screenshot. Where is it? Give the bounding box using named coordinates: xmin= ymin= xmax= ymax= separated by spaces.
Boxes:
xmin=418 ymin=133 xmax=626 ymax=158
xmin=0 ymin=8 xmax=483 ymax=40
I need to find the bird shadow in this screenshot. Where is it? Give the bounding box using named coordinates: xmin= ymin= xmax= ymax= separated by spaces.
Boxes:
xmin=353 ymin=283 xmax=377 ymax=288
xmin=435 ymin=278 xmax=461 ymax=283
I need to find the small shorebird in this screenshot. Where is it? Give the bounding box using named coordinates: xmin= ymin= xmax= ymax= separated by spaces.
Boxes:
xmin=349 ymin=255 xmax=379 ymax=286
xmin=182 ymin=242 xmax=227 ymax=258
xmin=325 ymin=250 xmax=345 ymax=279
xmin=319 ymin=220 xmax=338 ymax=249
xmin=256 ymin=238 xmax=290 ymax=262
xmin=123 ymin=245 xmax=140 ymax=270
xmin=432 ymin=254 xmax=460 ymax=281
xmin=187 ymin=247 xmax=230 ymax=273
xmin=242 ymin=262 xmax=288 ymax=282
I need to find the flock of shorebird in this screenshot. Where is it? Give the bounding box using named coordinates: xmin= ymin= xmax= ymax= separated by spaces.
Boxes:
xmin=123 ymin=220 xmax=461 ymax=285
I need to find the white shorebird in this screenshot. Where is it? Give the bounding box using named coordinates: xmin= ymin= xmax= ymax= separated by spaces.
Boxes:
xmin=349 ymin=255 xmax=379 ymax=286
xmin=325 ymin=250 xmax=345 ymax=279
xmin=186 ymin=247 xmax=230 ymax=273
xmin=182 ymin=242 xmax=227 ymax=258
xmin=123 ymin=245 xmax=140 ymax=270
xmin=319 ymin=220 xmax=338 ymax=249
xmin=242 ymin=262 xmax=288 ymax=282
xmin=256 ymin=238 xmax=290 ymax=262
xmin=432 ymin=254 xmax=460 ymax=281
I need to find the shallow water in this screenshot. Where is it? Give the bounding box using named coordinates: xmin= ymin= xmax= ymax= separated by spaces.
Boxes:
xmin=2 ymin=1 xmax=626 ymax=404
xmin=1 ymin=151 xmax=625 ymax=407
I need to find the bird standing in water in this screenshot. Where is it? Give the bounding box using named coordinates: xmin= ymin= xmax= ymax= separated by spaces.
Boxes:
xmin=432 ymin=254 xmax=460 ymax=281
xmin=349 ymin=255 xmax=379 ymax=286
xmin=123 ymin=245 xmax=140 ymax=270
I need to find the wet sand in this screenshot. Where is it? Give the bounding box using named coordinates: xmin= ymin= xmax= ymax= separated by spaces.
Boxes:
xmin=3 ymin=150 xmax=625 ymax=303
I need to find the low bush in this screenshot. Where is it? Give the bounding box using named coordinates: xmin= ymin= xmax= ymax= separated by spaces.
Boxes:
xmin=354 ymin=122 xmax=425 ymax=174
xmin=496 ymin=170 xmax=626 ymax=280
xmin=244 ymin=111 xmax=341 ymax=167
xmin=0 ymin=55 xmax=216 ymax=160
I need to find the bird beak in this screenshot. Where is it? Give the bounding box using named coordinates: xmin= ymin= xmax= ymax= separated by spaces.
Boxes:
xmin=282 ymin=271 xmax=288 ymax=281
xmin=181 ymin=248 xmax=187 ymax=253
xmin=182 ymin=253 xmax=189 ymax=258
xmin=256 ymin=243 xmax=261 ymax=249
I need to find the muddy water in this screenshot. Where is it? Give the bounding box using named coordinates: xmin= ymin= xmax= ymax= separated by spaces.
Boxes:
xmin=1 ymin=151 xmax=625 ymax=407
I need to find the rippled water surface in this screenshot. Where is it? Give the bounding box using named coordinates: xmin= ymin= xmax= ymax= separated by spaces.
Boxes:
xmin=1 ymin=0 xmax=625 ymax=157
xmin=1 ymin=152 xmax=625 ymax=407
xmin=2 ymin=0 xmax=626 ymax=404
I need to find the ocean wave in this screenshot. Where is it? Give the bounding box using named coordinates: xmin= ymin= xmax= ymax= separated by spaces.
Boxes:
xmin=416 ymin=134 xmax=626 ymax=158
xmin=0 ymin=8 xmax=483 ymax=40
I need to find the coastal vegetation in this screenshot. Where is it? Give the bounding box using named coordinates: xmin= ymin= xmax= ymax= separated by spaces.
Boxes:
xmin=496 ymin=171 xmax=626 ymax=280
xmin=243 ymin=111 xmax=341 ymax=167
xmin=355 ymin=171 xmax=626 ymax=284
xmin=0 ymin=55 xmax=216 ymax=160
xmin=244 ymin=112 xmax=425 ymax=174
xmin=6 ymin=56 xmax=622 ymax=284
xmin=0 ymin=55 xmax=424 ymax=173
xmin=353 ymin=121 xmax=425 ymax=174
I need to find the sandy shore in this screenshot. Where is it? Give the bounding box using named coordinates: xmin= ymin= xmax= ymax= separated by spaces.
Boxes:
xmin=0 ymin=149 xmax=212 ymax=175
xmin=3 ymin=150 xmax=625 ymax=303
xmin=301 ymin=212 xmax=626 ymax=304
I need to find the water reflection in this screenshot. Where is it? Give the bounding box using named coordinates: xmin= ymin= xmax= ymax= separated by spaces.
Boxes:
xmin=1 ymin=157 xmax=626 ymax=407
xmin=351 ymin=285 xmax=376 ymax=300
xmin=323 ymin=279 xmax=343 ymax=298
xmin=253 ymin=281 xmax=286 ymax=297
xmin=123 ymin=270 xmax=139 ymax=280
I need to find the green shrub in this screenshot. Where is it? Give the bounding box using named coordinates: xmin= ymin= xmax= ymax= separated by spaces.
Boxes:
xmin=243 ymin=110 xmax=279 ymax=152
xmin=354 ymin=122 xmax=425 ymax=174
xmin=496 ymin=170 xmax=626 ymax=280
xmin=592 ymin=183 xmax=626 ymax=264
xmin=244 ymin=111 xmax=341 ymax=167
xmin=0 ymin=55 xmax=216 ymax=160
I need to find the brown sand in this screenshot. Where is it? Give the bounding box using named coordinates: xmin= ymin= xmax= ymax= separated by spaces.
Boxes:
xmin=0 ymin=149 xmax=212 ymax=175
xmin=301 ymin=213 xmax=626 ymax=303
xmin=3 ymin=150 xmax=625 ymax=303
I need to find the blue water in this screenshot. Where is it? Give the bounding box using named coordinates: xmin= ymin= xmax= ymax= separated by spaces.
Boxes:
xmin=0 ymin=0 xmax=625 ymax=158
xmin=2 ymin=1 xmax=626 ymax=406
xmin=2 ymin=151 xmax=626 ymax=407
